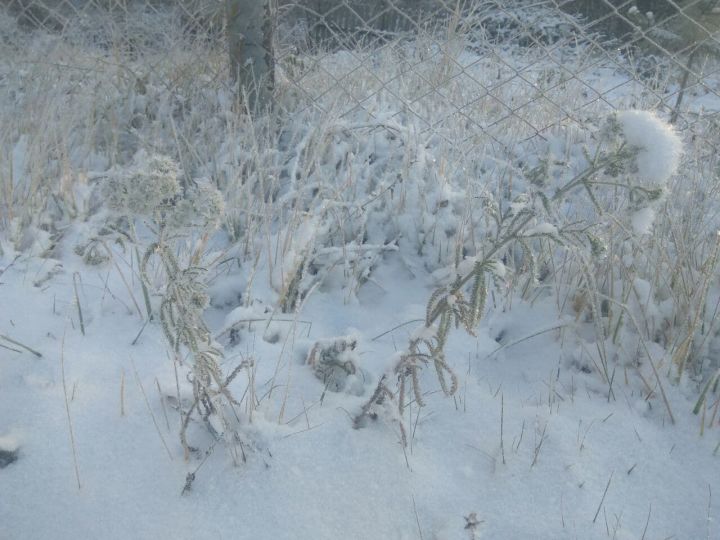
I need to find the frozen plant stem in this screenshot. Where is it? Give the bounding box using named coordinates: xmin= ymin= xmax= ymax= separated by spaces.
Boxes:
xmin=531 ymin=422 xmax=547 ymax=468
xmin=412 ymin=495 xmax=424 ymax=540
xmin=0 ymin=334 xmax=42 ymax=357
xmin=132 ymin=358 xmax=173 ymax=461
xmin=500 ymin=393 xmax=505 ymax=465
xmin=61 ymin=330 xmax=81 ymax=490
xmin=120 ymin=369 xmax=125 ymax=417
xmin=593 ymin=471 xmax=613 ymax=524
xmin=72 ymin=272 xmax=85 ymax=336
xmin=640 ymin=504 xmax=651 ymax=540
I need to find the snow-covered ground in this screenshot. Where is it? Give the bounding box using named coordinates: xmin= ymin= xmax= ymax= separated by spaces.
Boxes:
xmin=1 ymin=4 xmax=720 ymax=540
xmin=2 ymin=249 xmax=718 ymax=540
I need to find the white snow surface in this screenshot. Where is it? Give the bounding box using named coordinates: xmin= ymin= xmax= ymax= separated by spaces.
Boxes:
xmin=0 ymin=249 xmax=718 ymax=540
xmin=630 ymin=207 xmax=656 ymax=235
xmin=523 ymin=222 xmax=558 ymax=237
xmin=616 ymin=110 xmax=683 ymax=185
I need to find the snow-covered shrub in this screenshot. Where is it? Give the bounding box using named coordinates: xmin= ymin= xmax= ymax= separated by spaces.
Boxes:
xmin=354 ymin=110 xmax=684 ymax=440
xmin=575 ymin=113 xmax=720 ymax=386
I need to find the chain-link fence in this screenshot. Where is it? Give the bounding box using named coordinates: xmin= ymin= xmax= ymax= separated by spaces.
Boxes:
xmin=0 ymin=0 xmax=720 ymax=211
xmin=4 ymin=0 xmax=720 ymax=250
xmin=5 ymin=0 xmax=720 ymax=138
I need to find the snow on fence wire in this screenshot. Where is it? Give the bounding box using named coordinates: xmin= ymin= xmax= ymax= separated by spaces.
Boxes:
xmin=3 ymin=0 xmax=720 ymax=146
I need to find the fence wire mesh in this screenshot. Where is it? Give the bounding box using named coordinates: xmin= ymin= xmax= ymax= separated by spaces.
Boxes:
xmin=2 ymin=0 xmax=719 ymax=158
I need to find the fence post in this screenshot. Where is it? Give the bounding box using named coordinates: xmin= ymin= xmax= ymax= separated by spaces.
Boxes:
xmin=226 ymin=0 xmax=274 ymax=112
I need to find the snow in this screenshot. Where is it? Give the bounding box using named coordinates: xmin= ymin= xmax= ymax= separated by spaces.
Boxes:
xmin=1 ymin=242 xmax=718 ymax=540
xmin=488 ymin=260 xmax=507 ymax=278
xmin=616 ymin=110 xmax=683 ymax=185
xmin=1 ymin=5 xmax=719 ymax=540
xmin=630 ymin=206 xmax=655 ymax=235
xmin=523 ymin=223 xmax=558 ymax=237
xmin=0 ymin=432 xmax=20 ymax=453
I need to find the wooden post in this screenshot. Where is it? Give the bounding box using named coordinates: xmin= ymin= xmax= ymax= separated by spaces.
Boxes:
xmin=226 ymin=0 xmax=274 ymax=112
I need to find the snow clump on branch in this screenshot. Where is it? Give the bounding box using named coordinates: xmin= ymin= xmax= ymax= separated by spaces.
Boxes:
xmin=616 ymin=110 xmax=683 ymax=185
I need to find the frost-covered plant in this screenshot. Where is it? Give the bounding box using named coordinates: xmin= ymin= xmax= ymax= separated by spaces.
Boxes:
xmin=608 ymin=110 xmax=682 ymax=233
xmin=0 ymin=0 xmax=239 ymax=264
xmin=104 ymin=153 xmax=235 ymax=455
xmin=104 ymin=154 xmax=180 ymax=217
xmin=104 ymin=152 xmax=224 ymax=235
xmin=354 ymin=110 xmax=683 ymax=442
xmin=141 ymin=242 xmax=238 ymax=454
xmin=306 ymin=335 xmax=365 ymax=395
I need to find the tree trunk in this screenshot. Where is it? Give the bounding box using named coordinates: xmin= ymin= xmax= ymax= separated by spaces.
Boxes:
xmin=226 ymin=0 xmax=274 ymax=112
